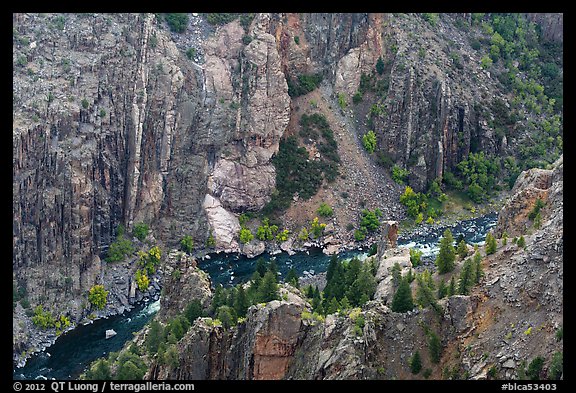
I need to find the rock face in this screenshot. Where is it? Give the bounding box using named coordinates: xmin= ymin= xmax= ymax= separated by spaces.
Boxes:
xmin=494 ymin=157 xmax=559 ymax=238
xmin=12 ymin=13 xmax=289 ymax=358
xmin=157 ymin=251 xmax=212 ymax=322
xmin=12 ymin=12 xmax=563 ymax=369
xmin=148 ymin=290 xmax=306 ymax=380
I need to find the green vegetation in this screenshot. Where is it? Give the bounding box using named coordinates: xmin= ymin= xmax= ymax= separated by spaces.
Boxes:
xmin=485 ymin=232 xmax=497 ymax=255
xmin=456 ymin=239 xmax=468 ymax=259
xmin=275 ymin=229 xmax=290 ymax=242
xmin=445 ymin=152 xmax=501 ymax=203
xmin=528 ymin=198 xmax=545 ymax=220
xmin=205 ymin=13 xmax=239 ymax=26
xmin=517 ymin=235 xmax=526 ymax=248
xmin=264 ymin=114 xmax=339 ymax=214
xmin=164 ymin=13 xmax=188 ymax=33
xmin=415 ymin=270 xmax=442 ymax=315
xmin=256 ymin=218 xmax=278 ymax=241
xmin=137 ymin=246 xmax=162 ymax=276
xmin=526 ymin=356 xmax=544 ymax=380
xmin=239 ymin=227 xmax=254 ymax=244
xmin=88 ymin=285 xmax=109 ymax=310
xmin=81 ymin=98 xmax=90 ymax=109
xmin=391 ymin=165 xmax=409 ymax=185
xmin=436 ymin=229 xmax=456 ymax=274
xmin=317 ymin=202 xmax=333 ymax=217
xmin=391 ymin=276 xmax=414 ymax=313
xmin=410 ymin=351 xmax=422 ymax=374
xmin=206 ymin=230 xmax=216 ymax=248
xmin=310 ymin=217 xmax=327 ymax=239
xmin=337 ymin=93 xmax=347 ymax=110
xmin=428 ymin=330 xmax=442 ymax=364
xmin=106 ymin=234 xmax=134 ymax=263
xmin=135 ymin=269 xmax=149 ymax=291
xmin=294 ymin=36 xmax=300 ymax=45
xmin=133 ymin=222 xmax=149 ymax=241
xmin=548 ymin=352 xmax=563 ymax=380
xmin=287 ymin=73 xmax=323 ymax=97
xmin=376 ymin=56 xmax=385 ymax=75
xmin=362 ymin=131 xmax=377 ymax=153
xmin=421 ymin=13 xmax=439 ymax=27
xmin=186 ymin=47 xmax=196 ymax=60
xmin=310 ymin=256 xmax=377 ymax=313
xmin=410 ymin=248 xmax=422 ymax=267
xmin=85 ymin=359 xmax=112 ymax=380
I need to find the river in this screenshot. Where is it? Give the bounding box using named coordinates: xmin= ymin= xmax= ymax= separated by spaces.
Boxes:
xmin=13 ymin=212 xmax=497 ymax=380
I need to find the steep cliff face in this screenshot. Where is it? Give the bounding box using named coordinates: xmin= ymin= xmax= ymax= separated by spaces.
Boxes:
xmin=12 ymin=12 xmax=562 ymax=368
xmin=12 ymin=12 xmax=289 ymax=357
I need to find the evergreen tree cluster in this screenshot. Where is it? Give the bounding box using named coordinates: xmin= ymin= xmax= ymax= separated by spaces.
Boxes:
xmin=305 ymin=256 xmax=377 ymax=315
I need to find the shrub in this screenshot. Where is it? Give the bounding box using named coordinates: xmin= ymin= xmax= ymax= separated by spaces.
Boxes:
xmin=354 ymin=229 xmax=366 ymax=241
xmin=88 ymin=285 xmax=108 ymax=310
xmin=362 ymin=131 xmax=377 ymax=153
xmin=164 ymin=13 xmax=188 ymax=33
xmin=310 ymin=217 xmax=327 ymax=239
xmin=294 ymin=36 xmax=300 ymax=45
xmin=391 ymin=165 xmax=409 ymax=185
xmin=133 ymin=222 xmax=149 ymax=241
xmin=410 ymin=248 xmax=423 ymax=267
xmin=517 ymin=235 xmax=526 ymax=248
xmin=410 ymin=351 xmax=422 ymax=374
xmin=275 ymin=229 xmax=290 ymax=242
xmin=481 ymin=55 xmax=493 ymax=69
xmin=287 ymin=73 xmax=323 ymax=97
xmin=206 ymin=230 xmax=216 ymax=248
xmin=428 ymin=330 xmax=442 ymax=364
xmin=548 ymin=352 xmax=563 ymax=380
xmin=352 ymin=91 xmax=363 ymax=104
xmin=256 ymin=218 xmax=278 ymax=241
xmin=317 ymin=202 xmax=333 ymax=217
xmin=528 ymin=198 xmax=545 ymax=220
xmin=135 ymin=269 xmax=149 ymax=291
xmin=106 ymin=236 xmax=134 ymax=262
xmin=526 ymin=356 xmax=545 ymax=380
xmin=239 ymin=228 xmax=254 ymax=244
xmin=337 ymin=93 xmax=347 ymax=110
xmin=31 ymin=306 xmax=56 ymax=329
xmin=186 ymin=48 xmax=196 ymax=60
xmin=81 ymin=98 xmax=89 ymax=109
xmin=376 ymin=56 xmax=385 ymax=75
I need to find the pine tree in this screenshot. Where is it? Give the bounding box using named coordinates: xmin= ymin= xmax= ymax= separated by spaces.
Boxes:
xmin=391 ymin=278 xmax=414 ymax=313
xmin=234 ymin=285 xmax=249 ymax=318
xmin=392 ymin=262 xmax=402 ymax=287
xmin=340 ymin=295 xmax=351 ymax=311
xmin=448 ymin=276 xmax=456 ymax=296
xmin=485 ymin=232 xmax=497 ymax=255
xmin=473 ymin=252 xmax=483 ymax=284
xmin=211 ymin=285 xmax=226 ymax=313
xmin=285 ymin=267 xmax=299 ymax=288
xmin=258 ymin=271 xmax=279 ymax=303
xmin=86 ymin=359 xmax=112 ymax=380
xmin=347 ymin=263 xmax=376 ymax=306
xmin=146 ymin=319 xmax=164 ymax=355
xmin=410 ymin=351 xmax=422 ymax=374
xmin=327 ymin=297 xmax=340 ymax=314
xmin=255 ymin=258 xmax=269 ymax=277
xmin=458 ymin=259 xmax=473 ymax=295
xmin=456 ymin=239 xmax=468 ymax=259
xmin=436 ymin=229 xmax=456 ymax=274
xmin=517 ymin=235 xmax=526 ymax=248
xmin=305 ymin=285 xmax=314 ymax=299
xmin=184 ymin=299 xmax=203 ymax=324
xmin=216 ymin=305 xmax=236 ymax=329
xmin=437 ymin=279 xmax=447 ymax=299
xmin=428 ymin=330 xmax=442 ymax=364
